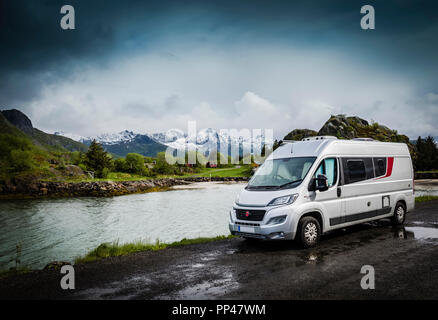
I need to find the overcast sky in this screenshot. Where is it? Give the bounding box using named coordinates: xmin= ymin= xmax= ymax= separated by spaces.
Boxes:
xmin=1 ymin=0 xmax=437 ymax=139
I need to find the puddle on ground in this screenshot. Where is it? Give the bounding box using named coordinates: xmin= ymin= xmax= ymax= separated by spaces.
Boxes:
xmin=298 ymin=251 xmax=325 ymax=265
xmin=191 ymin=263 xmax=205 ymax=268
xmin=405 ymin=227 xmax=438 ymax=240
xmin=173 ymin=271 xmax=238 ymax=299
xmin=200 ymin=250 xmax=221 ymax=261
xmin=411 ymin=221 xmax=438 ymax=226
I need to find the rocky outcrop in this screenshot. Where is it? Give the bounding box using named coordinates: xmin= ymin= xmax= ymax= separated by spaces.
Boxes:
xmin=283 ymin=129 xmax=317 ymax=141
xmin=317 ymin=114 xmax=410 ymax=143
xmin=0 ymin=176 xmax=249 ymax=199
xmin=1 ymin=109 xmax=34 ymax=134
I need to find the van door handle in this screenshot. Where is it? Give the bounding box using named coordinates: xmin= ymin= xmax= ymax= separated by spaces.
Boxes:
xmin=337 ymin=187 xmax=341 ymax=198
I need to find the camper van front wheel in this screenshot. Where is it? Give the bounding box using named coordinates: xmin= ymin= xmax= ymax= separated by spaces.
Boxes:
xmin=392 ymin=202 xmax=406 ymax=225
xmin=298 ymin=216 xmax=321 ymax=248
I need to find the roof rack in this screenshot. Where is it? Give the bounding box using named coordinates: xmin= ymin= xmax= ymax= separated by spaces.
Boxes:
xmin=302 ymin=136 xmax=337 ymax=141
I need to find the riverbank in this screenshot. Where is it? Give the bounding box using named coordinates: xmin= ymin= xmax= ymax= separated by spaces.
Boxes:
xmin=0 ymin=176 xmax=249 ymax=199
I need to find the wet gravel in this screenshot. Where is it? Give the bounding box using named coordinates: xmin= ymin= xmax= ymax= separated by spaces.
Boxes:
xmin=1 ymin=200 xmax=437 ymax=300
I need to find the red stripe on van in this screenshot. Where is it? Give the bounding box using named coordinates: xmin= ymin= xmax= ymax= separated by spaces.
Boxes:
xmin=375 ymin=157 xmax=394 ymax=179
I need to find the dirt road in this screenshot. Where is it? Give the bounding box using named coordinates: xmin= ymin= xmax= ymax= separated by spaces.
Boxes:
xmin=1 ymin=200 xmax=437 ymax=299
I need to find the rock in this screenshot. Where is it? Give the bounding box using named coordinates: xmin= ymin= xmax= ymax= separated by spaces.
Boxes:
xmin=283 ymin=129 xmax=318 ymax=141
xmin=65 ymin=165 xmax=85 ymax=177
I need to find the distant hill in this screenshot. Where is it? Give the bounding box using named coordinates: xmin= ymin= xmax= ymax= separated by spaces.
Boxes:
xmin=1 ymin=109 xmax=87 ymax=152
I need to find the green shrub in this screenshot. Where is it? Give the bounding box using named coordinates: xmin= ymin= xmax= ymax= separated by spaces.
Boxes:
xmin=9 ymin=149 xmax=34 ymax=172
xmin=101 ymin=167 xmax=110 ymax=178
xmin=124 ymin=153 xmax=145 ymax=174
xmin=114 ymin=158 xmax=126 ymax=172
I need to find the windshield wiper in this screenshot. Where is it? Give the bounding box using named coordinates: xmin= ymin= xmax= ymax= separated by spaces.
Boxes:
xmin=278 ymin=179 xmax=303 ymax=189
xmin=247 ymin=185 xmax=279 ymax=190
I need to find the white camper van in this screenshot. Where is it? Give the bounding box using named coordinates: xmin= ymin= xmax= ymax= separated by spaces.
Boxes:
xmin=229 ymin=136 xmax=415 ymax=247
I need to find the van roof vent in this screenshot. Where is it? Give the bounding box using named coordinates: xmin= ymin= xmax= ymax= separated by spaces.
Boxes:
xmin=352 ymin=137 xmax=374 ymax=141
xmin=302 ymin=136 xmax=338 ymax=141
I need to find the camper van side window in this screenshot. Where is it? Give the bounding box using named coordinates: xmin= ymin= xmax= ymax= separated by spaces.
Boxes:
xmin=346 ymin=159 xmax=366 ymax=183
xmin=314 ymin=158 xmax=338 ymax=187
xmin=373 ymin=158 xmax=387 ymax=177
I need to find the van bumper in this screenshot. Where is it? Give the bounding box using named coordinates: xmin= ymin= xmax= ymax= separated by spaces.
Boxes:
xmin=228 ymin=221 xmax=295 ymax=240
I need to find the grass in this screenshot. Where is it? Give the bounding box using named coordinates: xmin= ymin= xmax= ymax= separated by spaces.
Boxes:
xmin=75 ymin=235 xmax=235 ymax=264
xmin=416 ymin=170 xmax=438 ymax=173
xmin=60 ymin=166 xmax=251 ymax=183
xmin=415 ymin=195 xmax=438 ymax=203
xmin=0 ymin=267 xmax=31 ymax=279
xmin=189 ymin=166 xmax=250 ymax=178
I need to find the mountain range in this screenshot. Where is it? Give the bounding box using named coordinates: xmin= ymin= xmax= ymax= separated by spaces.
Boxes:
xmin=55 ymin=127 xmax=272 ymax=158
xmin=1 ymin=109 xmax=435 ymax=159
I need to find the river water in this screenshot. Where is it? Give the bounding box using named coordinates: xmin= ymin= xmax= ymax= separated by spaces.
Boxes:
xmin=1 ymin=181 xmax=437 ymax=270
xmin=0 ymin=182 xmax=245 ymax=269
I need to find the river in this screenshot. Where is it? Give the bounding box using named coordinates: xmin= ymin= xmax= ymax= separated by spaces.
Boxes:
xmin=0 ymin=182 xmax=245 ymax=270
xmin=1 ymin=180 xmax=437 ymax=270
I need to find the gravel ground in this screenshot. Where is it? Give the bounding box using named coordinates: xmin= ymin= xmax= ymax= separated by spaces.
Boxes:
xmin=1 ymin=200 xmax=437 ymax=300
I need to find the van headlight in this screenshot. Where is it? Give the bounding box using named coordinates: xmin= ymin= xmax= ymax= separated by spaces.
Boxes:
xmin=266 ymin=215 xmax=287 ymax=225
xmin=234 ymin=194 xmax=240 ymax=205
xmin=267 ymin=194 xmax=298 ymax=206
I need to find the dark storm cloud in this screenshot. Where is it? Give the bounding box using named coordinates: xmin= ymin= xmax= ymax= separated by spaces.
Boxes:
xmin=1 ymin=0 xmax=437 ymax=136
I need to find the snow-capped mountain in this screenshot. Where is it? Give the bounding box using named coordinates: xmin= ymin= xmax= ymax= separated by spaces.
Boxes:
xmin=151 ymin=128 xmax=272 ymax=156
xmin=55 ymin=128 xmax=272 ymax=157
xmin=54 ymin=130 xmax=137 ymax=145
xmin=81 ymin=130 xmax=138 ymax=145
xmin=53 ymin=131 xmax=87 ymax=143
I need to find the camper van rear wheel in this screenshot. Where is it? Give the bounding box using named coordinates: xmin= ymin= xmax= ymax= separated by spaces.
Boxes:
xmin=392 ymin=202 xmax=406 ymax=225
xmin=298 ymin=216 xmax=321 ymax=248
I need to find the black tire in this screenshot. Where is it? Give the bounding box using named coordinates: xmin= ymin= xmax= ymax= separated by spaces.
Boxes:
xmin=298 ymin=216 xmax=321 ymax=248
xmin=391 ymin=202 xmax=406 ymax=225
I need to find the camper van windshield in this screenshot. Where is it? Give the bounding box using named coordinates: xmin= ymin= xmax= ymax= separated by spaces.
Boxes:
xmin=248 ymin=157 xmax=316 ymax=190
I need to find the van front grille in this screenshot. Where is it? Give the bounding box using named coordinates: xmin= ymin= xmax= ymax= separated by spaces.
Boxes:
xmin=235 ymin=221 xmax=260 ymax=227
xmin=236 ymin=209 xmax=266 ymax=221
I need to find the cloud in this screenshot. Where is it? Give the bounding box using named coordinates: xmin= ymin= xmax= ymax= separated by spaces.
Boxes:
xmin=1 ymin=0 xmax=438 ymax=139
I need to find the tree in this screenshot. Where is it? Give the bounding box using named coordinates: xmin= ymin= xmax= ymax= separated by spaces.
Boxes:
xmin=124 ymin=153 xmax=145 ymax=174
xmin=415 ymin=136 xmax=438 ymax=171
xmin=84 ymin=140 xmax=113 ymax=178
xmin=114 ymin=158 xmax=126 ymax=172
xmin=153 ymin=152 xmax=177 ymax=175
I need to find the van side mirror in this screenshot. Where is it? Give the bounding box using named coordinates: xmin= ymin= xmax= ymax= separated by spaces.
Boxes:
xmin=309 ymin=174 xmax=329 ymax=192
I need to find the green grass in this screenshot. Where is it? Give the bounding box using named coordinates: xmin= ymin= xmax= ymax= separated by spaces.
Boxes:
xmin=189 ymin=166 xmax=250 ymax=178
xmin=415 ymin=195 xmax=438 ymax=203
xmin=0 ymin=267 xmax=31 ymax=279
xmin=75 ymin=235 xmax=235 ymax=264
xmin=61 ymin=166 xmax=251 ymax=183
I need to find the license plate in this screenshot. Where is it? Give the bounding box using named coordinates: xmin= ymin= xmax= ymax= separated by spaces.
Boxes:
xmin=238 ymin=225 xmax=255 ymax=233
